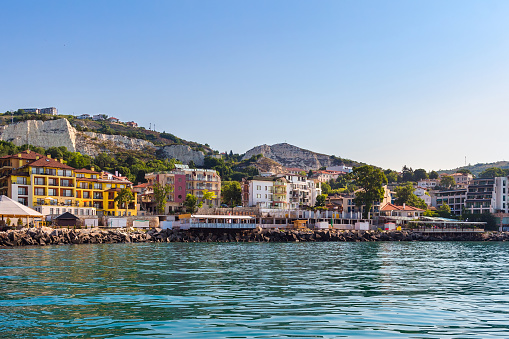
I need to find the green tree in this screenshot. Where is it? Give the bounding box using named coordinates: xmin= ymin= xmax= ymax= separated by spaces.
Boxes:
xmin=153 ymin=182 xmax=173 ymax=214
xmin=393 ymin=183 xmax=427 ymax=209
xmin=315 ymin=194 xmax=326 ymax=207
xmin=413 ymin=168 xmax=428 ymax=181
xmin=352 ymin=165 xmax=388 ymax=219
xmin=114 ymin=188 xmax=135 ymax=216
xmin=429 ymin=170 xmax=439 ymax=179
xmin=437 ymin=203 xmax=451 ymax=218
xmin=479 ymin=167 xmax=507 ymax=178
xmin=456 ymin=169 xmax=472 ymax=175
xmin=221 ymin=181 xmax=242 ymax=206
xmin=401 ymin=165 xmax=414 ymax=182
xmin=321 ymin=182 xmax=331 ymax=195
xmin=202 ymin=189 xmax=217 ymax=207
xmin=384 ymin=169 xmax=399 ymax=183
xmin=440 ymin=175 xmax=456 ymax=189
xmin=184 ymin=194 xmax=202 ymax=213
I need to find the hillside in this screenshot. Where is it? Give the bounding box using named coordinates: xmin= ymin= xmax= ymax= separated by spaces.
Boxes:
xmin=439 ymin=161 xmax=509 ymax=177
xmin=242 ymin=143 xmax=361 ymax=171
xmin=0 ymin=111 xmax=212 ymax=153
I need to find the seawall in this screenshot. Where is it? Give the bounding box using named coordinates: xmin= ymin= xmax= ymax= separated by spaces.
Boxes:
xmin=0 ymin=227 xmax=508 ymax=247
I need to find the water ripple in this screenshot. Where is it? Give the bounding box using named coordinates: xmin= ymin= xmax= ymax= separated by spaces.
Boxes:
xmin=1 ymin=242 xmax=509 ymax=338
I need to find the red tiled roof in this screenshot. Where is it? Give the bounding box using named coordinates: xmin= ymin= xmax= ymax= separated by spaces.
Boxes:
xmin=0 ymin=150 xmax=45 ymax=160
xmin=29 ymin=157 xmax=74 ymax=170
xmin=134 ymin=183 xmax=151 ymax=188
xmin=381 ymin=203 xmax=424 ymax=212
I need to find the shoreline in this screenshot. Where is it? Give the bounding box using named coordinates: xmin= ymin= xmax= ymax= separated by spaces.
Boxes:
xmin=0 ymin=227 xmax=508 ymax=247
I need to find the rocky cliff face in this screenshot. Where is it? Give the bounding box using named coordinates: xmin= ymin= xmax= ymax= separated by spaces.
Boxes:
xmin=76 ymin=132 xmax=155 ymax=156
xmin=158 ymin=145 xmax=205 ymax=166
xmin=0 ymin=119 xmax=78 ymax=151
xmin=0 ymin=119 xmax=155 ymax=156
xmin=242 ymin=143 xmax=335 ymax=171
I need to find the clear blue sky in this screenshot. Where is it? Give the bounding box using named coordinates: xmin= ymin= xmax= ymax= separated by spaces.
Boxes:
xmin=1 ymin=0 xmax=509 ymax=171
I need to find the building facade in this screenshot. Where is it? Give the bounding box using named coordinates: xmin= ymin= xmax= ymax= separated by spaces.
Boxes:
xmin=145 ymin=164 xmax=221 ymax=213
xmin=0 ymin=150 xmax=137 ymax=217
xmin=432 ymin=189 xmax=467 ymax=215
xmin=465 ymin=177 xmax=508 ymax=214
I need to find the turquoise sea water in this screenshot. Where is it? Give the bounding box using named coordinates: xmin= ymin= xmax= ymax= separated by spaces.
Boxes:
xmin=1 ymin=242 xmax=509 ymax=338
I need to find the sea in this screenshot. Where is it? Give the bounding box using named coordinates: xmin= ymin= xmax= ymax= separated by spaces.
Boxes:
xmin=1 ymin=241 xmax=509 ymax=338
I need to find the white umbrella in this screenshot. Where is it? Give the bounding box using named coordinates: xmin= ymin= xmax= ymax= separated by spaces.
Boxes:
xmin=0 ymin=195 xmax=43 ymax=217
xmin=0 ymin=195 xmax=44 ymax=229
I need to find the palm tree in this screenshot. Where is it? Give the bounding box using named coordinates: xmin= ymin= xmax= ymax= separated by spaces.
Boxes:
xmin=114 ymin=188 xmax=135 ymax=216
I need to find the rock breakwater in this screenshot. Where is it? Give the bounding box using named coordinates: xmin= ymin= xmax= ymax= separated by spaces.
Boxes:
xmin=0 ymin=227 xmax=508 ymax=247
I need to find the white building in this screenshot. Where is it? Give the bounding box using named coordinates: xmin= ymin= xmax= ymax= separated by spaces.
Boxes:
xmin=417 ymin=179 xmax=439 ymax=189
xmin=242 ymin=176 xmax=288 ymax=209
xmin=414 ymin=187 xmax=431 ymax=206
xmin=280 ymin=174 xmax=321 ymax=209
xmin=311 ymin=170 xmax=345 ymax=183
xmin=465 ymin=177 xmax=509 ymax=214
xmin=326 ymin=165 xmax=353 ymax=173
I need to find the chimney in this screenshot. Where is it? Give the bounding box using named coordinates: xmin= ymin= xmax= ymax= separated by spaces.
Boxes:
xmin=47 ymin=154 xmax=51 ymax=159
xmin=115 ymin=171 xmax=119 ymax=176
xmin=60 ymin=159 xmax=64 ymax=164
xmin=36 ymin=156 xmax=39 ymax=160
xmin=403 ymin=203 xmax=406 ymax=209
xmin=91 ymin=166 xmax=95 ymax=171
xmin=27 ymin=150 xmax=30 ymax=154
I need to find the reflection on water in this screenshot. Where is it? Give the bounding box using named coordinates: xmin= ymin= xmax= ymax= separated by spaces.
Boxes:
xmin=1 ymin=242 xmax=509 ymax=338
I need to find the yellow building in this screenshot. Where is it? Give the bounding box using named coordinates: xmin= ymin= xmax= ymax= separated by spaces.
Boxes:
xmin=0 ymin=150 xmax=137 ymax=217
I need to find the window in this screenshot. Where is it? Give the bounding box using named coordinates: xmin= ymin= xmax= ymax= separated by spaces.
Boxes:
xmin=18 ymin=187 xmax=28 ymax=195
xmin=50 ymin=208 xmax=54 ymax=214
xmin=16 ymin=177 xmax=27 ymax=185
xmin=83 ymin=191 xmax=90 ymax=199
xmin=56 ymin=208 xmax=60 ymax=214
xmin=61 ymin=179 xmax=71 ymax=187
xmin=76 ymin=173 xmax=85 ymax=178
xmin=257 ymin=185 xmax=261 ymax=190
xmin=48 ymin=188 xmax=58 ymax=196
xmin=34 ymin=188 xmax=45 ymax=196
xmin=49 ymin=178 xmax=58 ymax=186
xmin=94 ymin=183 xmax=102 ymax=189
xmin=34 ymin=177 xmax=45 ymax=185
xmin=256 ymin=194 xmax=261 ymax=198
xmin=62 ymin=189 xmax=73 ymax=197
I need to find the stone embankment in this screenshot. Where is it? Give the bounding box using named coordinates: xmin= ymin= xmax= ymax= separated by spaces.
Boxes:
xmin=1 ymin=227 xmax=509 ymax=247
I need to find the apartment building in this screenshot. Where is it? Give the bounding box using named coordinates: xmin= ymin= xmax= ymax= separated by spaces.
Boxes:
xmin=242 ymin=176 xmax=288 ymax=209
xmin=450 ymin=173 xmax=473 ymax=188
xmin=432 ymin=189 xmax=467 ymax=215
xmin=465 ymin=177 xmax=508 ymax=214
xmin=145 ymin=164 xmax=221 ymax=213
xmin=20 ymin=107 xmax=58 ymax=115
xmin=0 ymin=150 xmax=137 ymax=217
xmin=279 ymin=174 xmax=321 ymax=209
